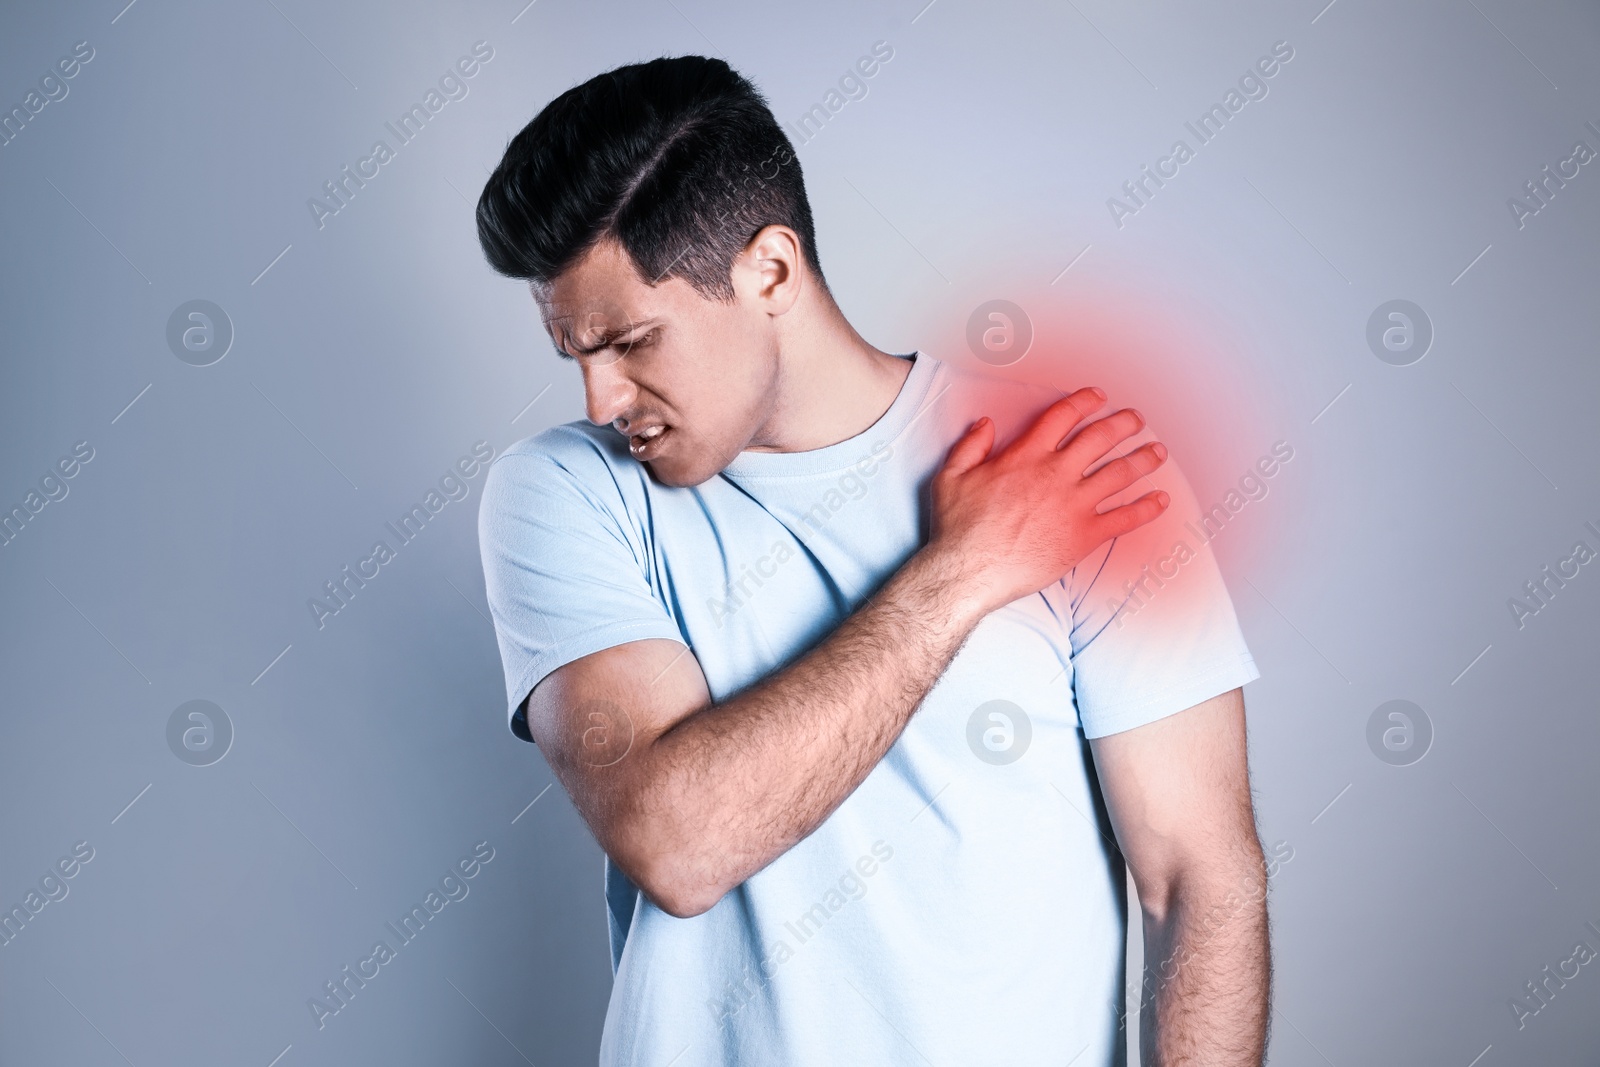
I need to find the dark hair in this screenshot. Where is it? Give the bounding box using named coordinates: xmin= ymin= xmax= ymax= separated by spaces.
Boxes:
xmin=476 ymin=55 xmax=824 ymax=302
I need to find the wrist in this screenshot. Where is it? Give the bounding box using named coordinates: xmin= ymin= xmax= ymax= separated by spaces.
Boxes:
xmin=903 ymin=543 xmax=994 ymax=632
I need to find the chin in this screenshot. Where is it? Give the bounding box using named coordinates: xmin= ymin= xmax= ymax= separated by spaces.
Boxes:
xmin=643 ymin=457 xmax=711 ymax=488
xmin=637 ymin=435 xmax=735 ymax=488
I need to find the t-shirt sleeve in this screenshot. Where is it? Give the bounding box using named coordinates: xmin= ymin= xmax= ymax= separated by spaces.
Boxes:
xmin=1052 ymin=429 xmax=1261 ymax=739
xmin=477 ymin=438 xmax=686 ymax=743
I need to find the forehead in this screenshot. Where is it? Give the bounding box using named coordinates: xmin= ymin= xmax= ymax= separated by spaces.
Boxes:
xmin=535 ymin=239 xmax=658 ymax=333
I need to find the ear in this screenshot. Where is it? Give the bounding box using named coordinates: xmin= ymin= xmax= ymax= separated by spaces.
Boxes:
xmin=734 ymin=224 xmax=804 ymax=315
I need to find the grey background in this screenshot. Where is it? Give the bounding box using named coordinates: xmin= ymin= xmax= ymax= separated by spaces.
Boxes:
xmin=2 ymin=0 xmax=1596 ymax=1063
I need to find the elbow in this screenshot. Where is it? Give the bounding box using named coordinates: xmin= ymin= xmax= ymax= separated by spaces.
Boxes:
xmin=1138 ymin=854 xmax=1268 ymax=929
xmin=1135 ymin=836 xmax=1268 ymax=924
xmin=609 ymin=828 xmax=729 ymax=920
xmin=649 ymin=884 xmax=722 ymax=920
xmin=629 ymin=855 xmax=727 ymax=919
xmin=594 ymin=759 xmax=738 ymax=919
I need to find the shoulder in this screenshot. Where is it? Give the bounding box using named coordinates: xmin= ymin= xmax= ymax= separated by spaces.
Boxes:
xmin=491 ymin=420 xmax=627 ymax=475
xmin=479 ymin=420 xmax=651 ymax=535
xmin=918 ymin=355 xmax=1067 ymax=449
xmin=934 ymin=357 xmax=1062 ymax=406
xmin=484 ymin=421 xmax=637 ymax=498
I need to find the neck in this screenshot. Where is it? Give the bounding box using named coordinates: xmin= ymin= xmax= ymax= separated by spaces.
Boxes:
xmin=743 ymin=285 xmax=912 ymax=454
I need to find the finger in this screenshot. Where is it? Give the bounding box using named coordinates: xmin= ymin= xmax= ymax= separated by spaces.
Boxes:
xmin=1082 ymin=441 xmax=1168 ymax=499
xmin=938 ymin=416 xmax=996 ymax=478
xmin=1092 ymin=489 xmax=1171 ymax=540
xmin=1017 ymin=388 xmax=1107 ymax=453
xmin=1059 ymin=408 xmax=1148 ymax=472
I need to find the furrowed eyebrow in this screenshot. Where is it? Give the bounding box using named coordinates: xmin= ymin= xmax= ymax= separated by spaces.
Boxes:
xmin=555 ymin=319 xmax=660 ymax=358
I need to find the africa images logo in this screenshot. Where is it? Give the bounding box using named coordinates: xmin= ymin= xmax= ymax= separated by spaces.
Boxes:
xmin=306 ymin=41 xmax=494 ymax=230
xmin=306 ymin=441 xmax=494 ymax=630
xmin=307 ymin=841 xmax=495 ymax=1030
xmin=1106 ymin=40 xmax=1295 ymax=228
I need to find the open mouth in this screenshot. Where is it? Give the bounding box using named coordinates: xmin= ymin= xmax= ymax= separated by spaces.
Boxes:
xmin=628 ymin=425 xmax=670 ymax=460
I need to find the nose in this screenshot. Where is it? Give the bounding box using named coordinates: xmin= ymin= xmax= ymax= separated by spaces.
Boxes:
xmin=581 ymin=358 xmax=636 ymax=429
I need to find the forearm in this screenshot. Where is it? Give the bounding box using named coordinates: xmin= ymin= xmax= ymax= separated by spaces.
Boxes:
xmin=634 ymin=545 xmax=987 ymax=915
xmin=1138 ymin=865 xmax=1271 ymax=1065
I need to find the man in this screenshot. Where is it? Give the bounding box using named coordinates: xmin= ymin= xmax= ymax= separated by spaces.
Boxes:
xmin=475 ymin=55 xmax=1268 ymax=1065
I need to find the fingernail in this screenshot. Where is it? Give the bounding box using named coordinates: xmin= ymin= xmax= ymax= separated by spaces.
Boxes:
xmin=1153 ymin=443 xmax=1168 ymax=460
xmin=1157 ymin=491 xmax=1170 ymax=506
xmin=1091 ymin=387 xmax=1106 ymax=400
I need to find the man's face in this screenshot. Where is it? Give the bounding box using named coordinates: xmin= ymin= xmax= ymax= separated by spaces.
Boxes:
xmin=535 ymin=238 xmax=780 ymax=488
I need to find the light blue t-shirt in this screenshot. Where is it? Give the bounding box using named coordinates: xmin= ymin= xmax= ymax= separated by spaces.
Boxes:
xmin=478 ymin=350 xmax=1260 ymax=1066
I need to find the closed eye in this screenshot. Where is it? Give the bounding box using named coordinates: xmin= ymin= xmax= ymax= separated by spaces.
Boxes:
xmin=558 ymin=327 xmax=660 ymax=361
xmin=616 ymin=327 xmax=659 ymax=352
